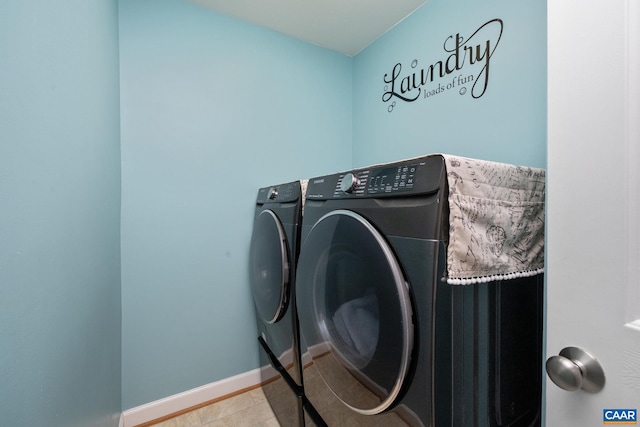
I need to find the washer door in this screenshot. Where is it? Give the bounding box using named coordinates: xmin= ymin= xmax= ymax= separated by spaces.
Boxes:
xmin=296 ymin=210 xmax=414 ymax=415
xmin=250 ymin=209 xmax=290 ymax=324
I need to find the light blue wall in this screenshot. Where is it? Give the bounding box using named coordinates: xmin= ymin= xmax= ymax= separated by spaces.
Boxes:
xmin=0 ymin=0 xmax=545 ymax=416
xmin=0 ymin=1 xmax=122 ymax=426
xmin=119 ymin=0 xmax=352 ymax=409
xmin=353 ymin=0 xmax=546 ymax=168
xmin=119 ymin=0 xmax=546 ymax=410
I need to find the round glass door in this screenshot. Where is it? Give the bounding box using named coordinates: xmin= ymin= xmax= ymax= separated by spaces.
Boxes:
xmin=250 ymin=209 xmax=290 ymax=324
xmin=296 ymin=210 xmax=414 ymax=415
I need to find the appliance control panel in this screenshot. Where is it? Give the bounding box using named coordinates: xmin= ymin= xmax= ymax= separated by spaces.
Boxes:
xmin=256 ymin=181 xmax=301 ymax=204
xmin=367 ymin=163 xmax=417 ymax=194
xmin=307 ymin=155 xmax=445 ymax=200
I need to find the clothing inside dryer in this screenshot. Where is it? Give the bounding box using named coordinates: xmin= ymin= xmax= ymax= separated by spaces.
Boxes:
xmin=297 ymin=210 xmax=414 ymax=414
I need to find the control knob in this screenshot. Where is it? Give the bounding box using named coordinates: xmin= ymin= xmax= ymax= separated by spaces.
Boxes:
xmin=268 ymin=187 xmax=278 ymax=200
xmin=340 ymin=173 xmax=359 ymax=193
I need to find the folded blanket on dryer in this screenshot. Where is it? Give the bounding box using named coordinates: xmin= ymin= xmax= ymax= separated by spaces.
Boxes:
xmin=442 ymin=154 xmax=546 ymax=285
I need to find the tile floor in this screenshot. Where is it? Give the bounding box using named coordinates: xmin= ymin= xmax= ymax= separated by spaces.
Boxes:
xmin=149 ymin=388 xmax=279 ymax=427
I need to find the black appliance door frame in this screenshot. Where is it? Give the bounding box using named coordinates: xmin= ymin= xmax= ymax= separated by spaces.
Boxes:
xmin=297 ymin=209 xmax=414 ymax=415
xmin=250 ymin=209 xmax=290 ymax=325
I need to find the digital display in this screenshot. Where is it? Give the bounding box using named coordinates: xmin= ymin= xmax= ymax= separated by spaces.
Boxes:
xmin=368 ymin=164 xmax=417 ymax=194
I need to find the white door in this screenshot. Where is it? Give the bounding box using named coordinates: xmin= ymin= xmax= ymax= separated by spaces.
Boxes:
xmin=547 ymin=0 xmax=640 ymax=425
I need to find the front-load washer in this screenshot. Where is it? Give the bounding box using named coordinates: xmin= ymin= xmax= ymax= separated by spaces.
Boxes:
xmin=295 ymin=155 xmax=545 ymax=426
xmin=250 ymin=181 xmax=305 ymax=427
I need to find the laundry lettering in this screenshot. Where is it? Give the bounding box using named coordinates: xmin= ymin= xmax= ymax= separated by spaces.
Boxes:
xmin=382 ymin=18 xmax=503 ymax=110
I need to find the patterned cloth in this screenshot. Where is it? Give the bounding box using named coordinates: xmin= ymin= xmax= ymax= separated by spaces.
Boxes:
xmin=300 ymin=179 xmax=308 ymax=214
xmin=443 ymin=155 xmax=546 ymax=285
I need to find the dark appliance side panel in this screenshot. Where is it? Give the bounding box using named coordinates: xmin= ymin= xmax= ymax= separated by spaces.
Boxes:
xmin=445 ymin=275 xmax=544 ymax=427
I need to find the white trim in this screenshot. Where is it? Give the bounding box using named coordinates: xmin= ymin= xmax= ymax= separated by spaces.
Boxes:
xmin=119 ymin=413 xmax=124 ymax=427
xmin=122 ymin=368 xmax=262 ymax=427
xmin=625 ymin=0 xmax=640 ymax=326
xmin=625 ymin=319 xmax=640 ymax=333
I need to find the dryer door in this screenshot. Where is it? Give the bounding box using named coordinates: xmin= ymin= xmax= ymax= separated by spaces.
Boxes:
xmin=296 ymin=209 xmax=414 ymax=415
xmin=250 ymin=209 xmax=290 ymax=324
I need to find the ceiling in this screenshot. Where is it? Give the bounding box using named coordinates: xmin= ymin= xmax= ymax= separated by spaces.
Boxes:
xmin=189 ymin=0 xmax=430 ymax=56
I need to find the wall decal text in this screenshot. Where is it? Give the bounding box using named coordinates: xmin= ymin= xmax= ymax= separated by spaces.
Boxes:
xmin=382 ymin=19 xmax=504 ymax=112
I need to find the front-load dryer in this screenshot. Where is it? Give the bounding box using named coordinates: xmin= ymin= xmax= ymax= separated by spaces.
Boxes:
xmin=295 ymin=155 xmax=545 ymax=426
xmin=250 ymin=181 xmax=305 ymax=427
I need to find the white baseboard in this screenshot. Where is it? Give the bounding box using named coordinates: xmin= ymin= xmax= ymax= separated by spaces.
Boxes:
xmin=122 ymin=368 xmax=263 ymax=427
xmin=119 ymin=412 xmax=124 ymax=427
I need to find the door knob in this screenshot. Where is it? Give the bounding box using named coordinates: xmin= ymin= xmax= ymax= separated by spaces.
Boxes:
xmin=546 ymin=346 xmax=605 ymax=393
